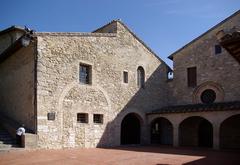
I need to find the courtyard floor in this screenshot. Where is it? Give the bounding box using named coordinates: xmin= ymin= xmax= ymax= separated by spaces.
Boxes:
xmin=0 ymin=146 xmax=239 ymax=165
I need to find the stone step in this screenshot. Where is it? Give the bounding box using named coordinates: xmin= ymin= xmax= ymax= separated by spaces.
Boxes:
xmin=0 ymin=140 xmax=16 ymax=144
xmin=0 ymin=137 xmax=13 ymax=141
xmin=0 ymin=144 xmax=13 ymax=148
xmin=0 ymin=133 xmax=9 ymax=136
xmin=0 ymin=133 xmax=12 ymax=136
xmin=0 ymin=127 xmax=18 ymax=150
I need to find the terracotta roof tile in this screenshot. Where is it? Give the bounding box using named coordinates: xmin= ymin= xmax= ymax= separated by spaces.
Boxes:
xmin=148 ymin=101 xmax=240 ymax=114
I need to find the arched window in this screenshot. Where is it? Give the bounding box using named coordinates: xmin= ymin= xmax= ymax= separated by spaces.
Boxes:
xmin=137 ymin=66 xmax=145 ymax=88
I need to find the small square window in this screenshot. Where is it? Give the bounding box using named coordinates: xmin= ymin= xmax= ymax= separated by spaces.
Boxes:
xmin=123 ymin=71 xmax=128 ymax=83
xmin=77 ymin=113 xmax=88 ymax=123
xmin=79 ymin=64 xmax=91 ymax=84
xmin=47 ymin=112 xmax=55 ymax=121
xmin=93 ymin=114 xmax=103 ymax=124
xmin=215 ymin=45 xmax=222 ymax=54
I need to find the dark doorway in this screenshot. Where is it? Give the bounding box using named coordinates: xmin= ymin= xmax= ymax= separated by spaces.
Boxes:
xmin=121 ymin=113 xmax=141 ymax=145
xmin=220 ymin=114 xmax=240 ymax=149
xmin=179 ymin=116 xmax=213 ymax=148
xmin=198 ymin=119 xmax=213 ymax=147
xmin=151 ymin=117 xmax=173 ymax=145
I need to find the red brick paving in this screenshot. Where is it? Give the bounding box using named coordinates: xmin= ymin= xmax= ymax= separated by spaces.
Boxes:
xmin=0 ymin=146 xmax=239 ymax=165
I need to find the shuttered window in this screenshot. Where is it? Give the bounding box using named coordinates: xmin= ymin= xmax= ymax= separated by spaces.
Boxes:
xmin=187 ymin=67 xmax=197 ymax=87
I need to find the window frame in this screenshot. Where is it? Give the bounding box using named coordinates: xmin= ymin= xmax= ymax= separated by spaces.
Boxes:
xmin=93 ymin=114 xmax=104 ymax=124
xmin=137 ymin=66 xmax=145 ymax=88
xmin=123 ymin=71 xmax=128 ymax=83
xmin=79 ymin=63 xmax=92 ymax=85
xmin=215 ymin=45 xmax=222 ymax=55
xmin=77 ymin=113 xmax=88 ymax=123
xmin=187 ymin=67 xmax=197 ymax=87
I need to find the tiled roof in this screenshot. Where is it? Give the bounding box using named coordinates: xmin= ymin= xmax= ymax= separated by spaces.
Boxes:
xmin=148 ymin=101 xmax=240 ymax=115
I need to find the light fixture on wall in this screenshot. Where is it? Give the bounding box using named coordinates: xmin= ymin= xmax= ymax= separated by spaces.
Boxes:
xmin=21 ymin=36 xmax=31 ymax=47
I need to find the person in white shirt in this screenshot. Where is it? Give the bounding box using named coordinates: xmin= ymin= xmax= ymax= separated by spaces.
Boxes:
xmin=16 ymin=124 xmax=25 ymax=146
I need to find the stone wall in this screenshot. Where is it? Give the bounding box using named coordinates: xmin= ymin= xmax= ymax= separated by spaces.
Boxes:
xmin=0 ymin=42 xmax=35 ymax=131
xmin=169 ymin=12 xmax=240 ymax=105
xmin=36 ymin=21 xmax=169 ymax=148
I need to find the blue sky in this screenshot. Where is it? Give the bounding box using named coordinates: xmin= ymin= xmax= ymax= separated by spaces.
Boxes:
xmin=1 ymin=0 xmax=239 ymax=67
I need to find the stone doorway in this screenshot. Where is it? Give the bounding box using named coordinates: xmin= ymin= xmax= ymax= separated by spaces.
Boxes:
xmin=220 ymin=114 xmax=240 ymax=149
xmin=179 ymin=116 xmax=213 ymax=148
xmin=151 ymin=117 xmax=173 ymax=145
xmin=121 ymin=113 xmax=141 ymax=145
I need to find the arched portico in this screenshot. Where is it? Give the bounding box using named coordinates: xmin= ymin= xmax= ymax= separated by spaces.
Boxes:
xmin=121 ymin=113 xmax=143 ymax=145
xmin=179 ymin=116 xmax=213 ymax=148
xmin=150 ymin=117 xmax=173 ymax=145
xmin=220 ymin=114 xmax=240 ymax=149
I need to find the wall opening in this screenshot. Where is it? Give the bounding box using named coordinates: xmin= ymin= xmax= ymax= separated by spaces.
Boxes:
xmin=179 ymin=116 xmax=213 ymax=148
xmin=198 ymin=119 xmax=213 ymax=147
xmin=137 ymin=66 xmax=145 ymax=88
xmin=220 ymin=114 xmax=240 ymax=149
xmin=121 ymin=113 xmax=141 ymax=145
xmin=151 ymin=117 xmax=173 ymax=145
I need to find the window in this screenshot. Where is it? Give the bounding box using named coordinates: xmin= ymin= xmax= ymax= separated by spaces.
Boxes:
xmin=47 ymin=112 xmax=55 ymax=121
xmin=93 ymin=114 xmax=103 ymax=124
xmin=137 ymin=66 xmax=145 ymax=88
xmin=215 ymin=45 xmax=222 ymax=54
xmin=201 ymin=89 xmax=216 ymax=104
xmin=123 ymin=71 xmax=128 ymax=83
xmin=187 ymin=67 xmax=197 ymax=87
xmin=79 ymin=64 xmax=91 ymax=84
xmin=77 ymin=113 xmax=88 ymax=123
xmin=167 ymin=71 xmax=173 ymax=80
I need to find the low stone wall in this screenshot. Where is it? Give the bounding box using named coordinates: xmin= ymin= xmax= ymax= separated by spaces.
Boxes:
xmin=22 ymin=133 xmax=38 ymax=149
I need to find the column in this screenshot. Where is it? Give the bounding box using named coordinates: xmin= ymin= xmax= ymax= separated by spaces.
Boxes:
xmin=173 ymin=124 xmax=179 ymax=147
xmin=213 ymin=123 xmax=220 ymax=150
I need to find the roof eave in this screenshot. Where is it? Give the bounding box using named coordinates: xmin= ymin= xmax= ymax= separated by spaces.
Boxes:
xmin=0 ymin=26 xmax=26 ymax=36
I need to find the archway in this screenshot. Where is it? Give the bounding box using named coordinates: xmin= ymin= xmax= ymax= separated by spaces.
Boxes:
xmin=220 ymin=114 xmax=240 ymax=149
xmin=151 ymin=117 xmax=173 ymax=145
xmin=121 ymin=113 xmax=141 ymax=145
xmin=179 ymin=116 xmax=213 ymax=148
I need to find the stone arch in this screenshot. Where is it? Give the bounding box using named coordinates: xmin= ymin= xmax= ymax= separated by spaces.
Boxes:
xmin=193 ymin=81 xmax=224 ymax=104
xmin=120 ymin=112 xmax=143 ymax=145
xmin=150 ymin=117 xmax=173 ymax=145
xmin=220 ymin=114 xmax=240 ymax=149
xmin=179 ymin=116 xmax=213 ymax=148
xmin=57 ymin=82 xmax=111 ymax=147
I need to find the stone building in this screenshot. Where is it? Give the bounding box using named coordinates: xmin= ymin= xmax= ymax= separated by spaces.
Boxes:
xmin=148 ymin=10 xmax=240 ymax=150
xmin=0 ymin=10 xmax=239 ymax=149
